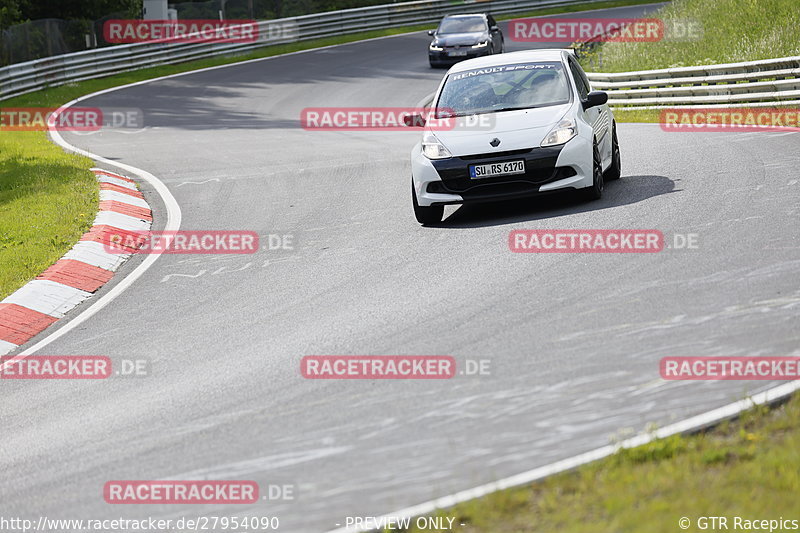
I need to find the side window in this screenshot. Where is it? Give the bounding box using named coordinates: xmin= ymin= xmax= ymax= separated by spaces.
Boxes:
xmin=487 ymin=15 xmax=496 ymax=28
xmin=574 ymin=60 xmax=592 ymax=92
xmin=568 ymin=59 xmax=589 ymax=100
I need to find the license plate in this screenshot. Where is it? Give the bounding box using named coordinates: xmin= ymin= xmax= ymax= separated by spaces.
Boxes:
xmin=448 ymin=50 xmax=467 ymax=56
xmin=469 ymin=160 xmax=525 ymax=179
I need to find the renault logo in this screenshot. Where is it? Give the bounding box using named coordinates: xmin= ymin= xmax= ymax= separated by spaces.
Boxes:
xmin=489 ymin=138 xmax=501 ymax=147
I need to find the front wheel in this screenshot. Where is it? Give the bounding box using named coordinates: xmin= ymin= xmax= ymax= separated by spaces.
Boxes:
xmin=583 ymin=143 xmax=604 ymax=201
xmin=604 ymin=122 xmax=621 ymax=181
xmin=412 ymin=181 xmax=443 ymax=225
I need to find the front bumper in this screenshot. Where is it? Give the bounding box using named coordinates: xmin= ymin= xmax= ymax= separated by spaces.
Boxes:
xmin=429 ymin=46 xmax=491 ymax=64
xmin=411 ymin=136 xmax=594 ymax=207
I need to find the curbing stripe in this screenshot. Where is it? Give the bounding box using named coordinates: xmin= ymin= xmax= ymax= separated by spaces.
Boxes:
xmin=0 ymin=304 xmax=60 ymax=346
xmin=99 ymin=182 xmax=145 ymax=198
xmin=2 ymin=280 xmax=92 ymax=318
xmin=91 ymin=168 xmax=136 ymax=183
xmin=80 ymin=225 xmax=147 ymax=253
xmin=0 ymin=339 xmax=17 ymax=356
xmin=0 ymin=169 xmax=153 ymax=355
xmin=100 ymin=190 xmax=150 ymax=209
xmin=96 ymin=174 xmax=139 ymax=190
xmin=99 ymin=200 xmax=152 ymax=221
xmin=37 ymin=259 xmax=115 ymax=293
xmin=93 ymin=210 xmax=151 ymax=232
xmin=62 ymin=241 xmax=130 ymax=272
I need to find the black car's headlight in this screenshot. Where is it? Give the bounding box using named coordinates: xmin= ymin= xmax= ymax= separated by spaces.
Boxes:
xmin=471 ymin=41 xmax=489 ymax=48
xmin=429 ymin=42 xmax=443 ymax=51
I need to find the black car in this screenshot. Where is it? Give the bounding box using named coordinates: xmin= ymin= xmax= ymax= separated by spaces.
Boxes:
xmin=428 ymin=13 xmax=504 ymax=68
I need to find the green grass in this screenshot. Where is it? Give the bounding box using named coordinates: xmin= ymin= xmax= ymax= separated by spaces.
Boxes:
xmin=396 ymin=394 xmax=800 ymax=533
xmin=0 ymin=0 xmax=657 ymax=302
xmin=583 ymin=0 xmax=800 ymax=72
xmin=578 ymin=0 xmax=800 ymax=123
xmin=0 ymin=132 xmax=97 ymax=300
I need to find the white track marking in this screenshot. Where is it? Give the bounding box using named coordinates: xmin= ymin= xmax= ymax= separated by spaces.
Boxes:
xmin=176 ymin=178 xmax=221 ymax=186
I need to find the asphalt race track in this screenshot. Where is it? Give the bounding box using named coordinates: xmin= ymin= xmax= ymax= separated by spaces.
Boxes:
xmin=3 ymin=3 xmax=800 ymax=532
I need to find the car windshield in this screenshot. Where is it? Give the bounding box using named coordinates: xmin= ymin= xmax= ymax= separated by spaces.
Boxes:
xmin=435 ymin=62 xmax=571 ymax=117
xmin=437 ymin=17 xmax=486 ymax=34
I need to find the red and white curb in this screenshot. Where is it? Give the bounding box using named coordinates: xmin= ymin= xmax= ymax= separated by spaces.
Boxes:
xmin=0 ymin=168 xmax=151 ymax=355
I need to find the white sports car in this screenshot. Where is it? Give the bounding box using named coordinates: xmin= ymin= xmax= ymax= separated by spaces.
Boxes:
xmin=409 ymin=49 xmax=621 ymax=225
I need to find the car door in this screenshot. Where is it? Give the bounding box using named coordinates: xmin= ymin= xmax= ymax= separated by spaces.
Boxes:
xmin=569 ymin=57 xmax=610 ymax=164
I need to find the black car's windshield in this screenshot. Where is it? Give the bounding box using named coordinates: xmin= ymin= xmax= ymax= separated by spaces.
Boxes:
xmin=437 ymin=16 xmax=486 ymax=34
xmin=436 ymin=62 xmax=571 ymax=117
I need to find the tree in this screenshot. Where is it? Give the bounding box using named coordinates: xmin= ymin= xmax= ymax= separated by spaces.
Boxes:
xmin=0 ymin=0 xmax=23 ymax=29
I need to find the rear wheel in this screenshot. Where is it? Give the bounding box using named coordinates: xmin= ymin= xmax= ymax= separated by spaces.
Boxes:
xmin=604 ymin=122 xmax=621 ymax=181
xmin=583 ymin=143 xmax=604 ymax=201
xmin=412 ymin=181 xmax=443 ymax=225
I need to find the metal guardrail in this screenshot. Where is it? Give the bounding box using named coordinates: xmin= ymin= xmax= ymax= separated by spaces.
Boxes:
xmin=3 ymin=0 xmax=798 ymax=110
xmin=0 ymin=0 xmax=611 ymax=101
xmin=586 ymin=56 xmax=800 ymax=109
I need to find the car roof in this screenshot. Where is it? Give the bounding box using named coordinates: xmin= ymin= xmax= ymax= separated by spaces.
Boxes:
xmin=447 ymin=49 xmax=572 ymax=73
xmin=441 ymin=13 xmax=487 ymax=19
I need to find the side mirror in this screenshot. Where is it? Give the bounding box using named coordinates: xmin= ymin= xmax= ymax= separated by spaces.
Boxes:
xmin=490 ymin=25 xmax=499 ymax=31
xmin=427 ymin=29 xmax=435 ymax=36
xmin=583 ymin=91 xmax=608 ymax=110
xmin=403 ymin=113 xmax=426 ymax=127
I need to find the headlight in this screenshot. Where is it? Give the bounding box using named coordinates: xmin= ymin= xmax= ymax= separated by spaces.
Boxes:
xmin=541 ymin=119 xmax=577 ymax=147
xmin=422 ymin=131 xmax=452 ymax=159
xmin=429 ymin=43 xmax=443 ymax=51
xmin=472 ymin=41 xmax=489 ymax=48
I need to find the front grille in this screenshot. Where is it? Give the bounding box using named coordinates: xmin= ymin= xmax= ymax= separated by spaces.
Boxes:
xmin=432 ymin=146 xmax=575 ymax=194
xmin=429 ymin=167 xmax=576 ymax=195
xmin=458 ymin=148 xmax=532 ymax=161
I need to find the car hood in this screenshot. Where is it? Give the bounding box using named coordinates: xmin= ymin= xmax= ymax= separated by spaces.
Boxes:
xmin=428 ymin=104 xmax=571 ymax=156
xmin=433 ymin=32 xmax=487 ymax=46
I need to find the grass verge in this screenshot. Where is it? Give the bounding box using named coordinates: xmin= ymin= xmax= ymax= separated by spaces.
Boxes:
xmin=0 ymin=133 xmax=97 ymax=300
xmin=581 ymin=0 xmax=800 ymax=122
xmin=0 ymin=0 xmax=658 ymax=302
xmin=397 ymin=393 xmax=800 ymax=533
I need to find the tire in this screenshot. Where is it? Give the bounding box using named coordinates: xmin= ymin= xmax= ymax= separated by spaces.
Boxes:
xmin=583 ymin=143 xmax=604 ymax=201
xmin=412 ymin=181 xmax=443 ymax=225
xmin=604 ymin=122 xmax=621 ymax=181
